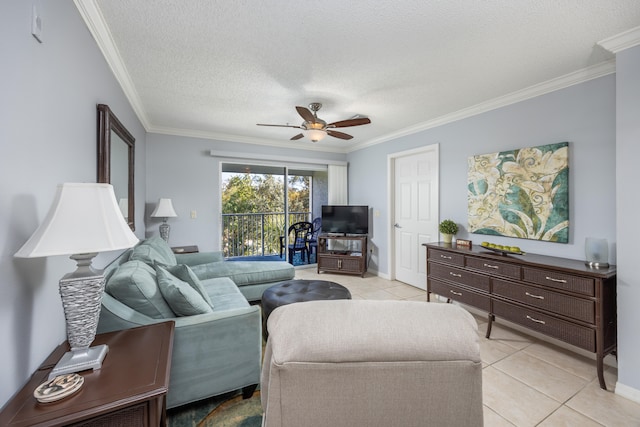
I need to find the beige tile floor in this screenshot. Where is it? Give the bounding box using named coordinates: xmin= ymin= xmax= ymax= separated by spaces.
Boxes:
xmin=294 ymin=267 xmax=640 ymax=427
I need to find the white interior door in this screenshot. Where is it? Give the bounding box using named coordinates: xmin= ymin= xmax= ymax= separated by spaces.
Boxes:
xmin=392 ymin=146 xmax=439 ymax=288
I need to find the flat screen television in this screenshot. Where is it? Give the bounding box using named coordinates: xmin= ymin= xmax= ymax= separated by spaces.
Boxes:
xmin=321 ymin=205 xmax=369 ymax=235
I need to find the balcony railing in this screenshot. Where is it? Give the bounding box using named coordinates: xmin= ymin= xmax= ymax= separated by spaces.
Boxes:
xmin=222 ymin=212 xmax=312 ymax=258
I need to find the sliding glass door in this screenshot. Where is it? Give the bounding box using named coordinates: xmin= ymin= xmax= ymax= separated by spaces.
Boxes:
xmin=221 ymin=162 xmax=326 ymax=264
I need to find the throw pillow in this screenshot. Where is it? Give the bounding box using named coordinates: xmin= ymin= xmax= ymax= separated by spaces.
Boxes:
xmin=105 ymin=260 xmax=175 ymax=319
xmin=130 ymin=236 xmax=177 ymax=266
xmin=154 ymin=264 xmax=213 ymax=316
xmin=164 ymin=263 xmax=214 ymax=308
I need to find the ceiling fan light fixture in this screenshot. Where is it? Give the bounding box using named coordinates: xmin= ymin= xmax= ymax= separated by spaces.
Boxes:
xmin=257 ymin=103 xmax=370 ymax=142
xmin=307 ymin=122 xmax=325 ymax=130
xmin=304 ymin=128 xmax=327 ymax=142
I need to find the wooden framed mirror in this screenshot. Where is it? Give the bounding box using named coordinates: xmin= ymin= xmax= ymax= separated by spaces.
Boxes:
xmin=97 ymin=104 xmax=135 ymax=231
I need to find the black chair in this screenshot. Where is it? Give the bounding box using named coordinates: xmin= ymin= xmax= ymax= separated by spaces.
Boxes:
xmin=307 ymin=217 xmax=322 ymax=259
xmin=279 ymin=221 xmax=313 ymax=264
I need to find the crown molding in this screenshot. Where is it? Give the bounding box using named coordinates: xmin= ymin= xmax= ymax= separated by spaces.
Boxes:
xmin=598 ymin=26 xmax=640 ymax=54
xmin=348 ymin=59 xmax=616 ymax=153
xmin=74 ymin=0 xmax=151 ymax=129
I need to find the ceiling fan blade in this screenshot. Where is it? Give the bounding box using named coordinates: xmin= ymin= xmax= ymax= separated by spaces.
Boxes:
xmin=295 ymin=106 xmax=316 ymax=123
xmin=327 ymin=117 xmax=371 ymax=128
xmin=257 ymin=123 xmax=302 ymax=128
xmin=327 ymin=130 xmax=353 ymax=140
xmin=290 ymin=133 xmax=304 ymax=140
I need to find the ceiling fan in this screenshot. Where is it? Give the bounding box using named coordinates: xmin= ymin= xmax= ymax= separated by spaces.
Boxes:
xmin=257 ymin=102 xmax=371 ymax=142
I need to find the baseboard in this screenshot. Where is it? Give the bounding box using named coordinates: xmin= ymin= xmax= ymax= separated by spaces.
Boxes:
xmin=615 ymin=381 xmax=640 ymax=404
xmin=368 ymin=269 xmax=390 ymax=280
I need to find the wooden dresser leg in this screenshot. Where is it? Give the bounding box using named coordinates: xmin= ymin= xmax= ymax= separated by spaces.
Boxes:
xmin=486 ymin=314 xmax=495 ymax=339
xmin=597 ymin=354 xmax=607 ymax=390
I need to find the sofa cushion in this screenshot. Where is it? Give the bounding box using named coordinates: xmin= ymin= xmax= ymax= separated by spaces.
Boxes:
xmin=164 ymin=263 xmax=214 ymax=308
xmin=191 ymin=261 xmax=294 ymax=287
xmin=155 ymin=265 xmax=213 ymax=316
xmin=106 ymin=260 xmax=175 ymax=319
xmin=130 ymin=236 xmax=177 ymax=266
xmin=201 ymin=277 xmax=251 ymax=311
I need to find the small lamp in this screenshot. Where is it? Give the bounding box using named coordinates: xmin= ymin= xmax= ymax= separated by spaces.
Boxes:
xmin=585 ymin=237 xmax=610 ymax=269
xmin=15 ymin=183 xmax=139 ymax=379
xmin=151 ymin=198 xmax=177 ymax=242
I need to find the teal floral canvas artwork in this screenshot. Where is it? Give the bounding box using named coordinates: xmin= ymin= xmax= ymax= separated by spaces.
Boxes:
xmin=467 ymin=142 xmax=569 ymax=243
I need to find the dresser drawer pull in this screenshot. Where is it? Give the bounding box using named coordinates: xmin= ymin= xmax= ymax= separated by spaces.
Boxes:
xmin=526 ymin=315 xmax=546 ymax=325
xmin=545 ymin=276 xmax=567 ymax=283
xmin=483 ymin=263 xmax=499 ymax=269
xmin=525 ymin=292 xmax=545 ymax=300
xmin=449 ymin=272 xmax=462 ymax=278
xmin=450 ymin=290 xmax=463 ymax=296
xmin=440 ymin=255 xmax=452 ymax=259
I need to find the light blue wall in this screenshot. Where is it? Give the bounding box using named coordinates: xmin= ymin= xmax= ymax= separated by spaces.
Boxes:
xmin=144 ymin=133 xmax=345 ymax=251
xmin=348 ymin=76 xmax=616 ymax=274
xmin=0 ymin=0 xmax=146 ymax=407
xmin=615 ymin=45 xmax=640 ymax=395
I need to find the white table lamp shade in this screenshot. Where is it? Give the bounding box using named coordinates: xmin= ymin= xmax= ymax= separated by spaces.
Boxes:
xmin=15 ymin=183 xmax=139 ymax=258
xmin=151 ymin=198 xmax=177 ymax=218
xmin=14 ymin=183 xmax=139 ymax=379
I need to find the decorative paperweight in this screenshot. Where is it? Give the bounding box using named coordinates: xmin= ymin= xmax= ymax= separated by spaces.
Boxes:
xmin=34 ymin=373 xmax=84 ymax=403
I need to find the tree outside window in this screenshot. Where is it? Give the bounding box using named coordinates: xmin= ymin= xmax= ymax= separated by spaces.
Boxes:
xmin=222 ymin=172 xmax=310 ymax=257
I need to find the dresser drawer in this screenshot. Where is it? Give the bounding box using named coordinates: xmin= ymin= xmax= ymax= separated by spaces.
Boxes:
xmin=523 ymin=267 xmax=595 ymax=296
xmin=429 ymin=262 xmax=490 ymax=292
xmin=492 ymin=300 xmax=595 ymax=352
xmin=429 ymin=249 xmax=465 ymax=266
xmin=430 ymin=279 xmax=491 ymax=312
xmin=465 ymin=256 xmax=521 ymax=279
xmin=493 ymin=279 xmax=595 ymax=324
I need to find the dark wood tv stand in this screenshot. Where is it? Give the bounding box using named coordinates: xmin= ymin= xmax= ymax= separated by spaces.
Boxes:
xmin=317 ymin=234 xmax=368 ymax=277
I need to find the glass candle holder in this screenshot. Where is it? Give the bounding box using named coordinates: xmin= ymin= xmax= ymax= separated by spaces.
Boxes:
xmin=585 ymin=237 xmax=609 ymax=269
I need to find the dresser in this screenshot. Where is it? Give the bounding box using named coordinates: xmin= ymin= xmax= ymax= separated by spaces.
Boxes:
xmin=425 ymin=242 xmax=616 ymax=390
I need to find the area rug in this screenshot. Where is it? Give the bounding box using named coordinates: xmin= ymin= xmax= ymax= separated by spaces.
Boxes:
xmin=168 ymin=390 xmax=262 ymax=427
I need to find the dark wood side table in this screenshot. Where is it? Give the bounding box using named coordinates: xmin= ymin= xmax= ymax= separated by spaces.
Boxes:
xmin=171 ymin=245 xmax=199 ymax=254
xmin=0 ymin=322 xmax=175 ymax=427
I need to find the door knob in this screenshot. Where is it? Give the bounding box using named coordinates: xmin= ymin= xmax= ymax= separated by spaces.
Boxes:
xmin=394 ymin=223 xmax=402 ymax=228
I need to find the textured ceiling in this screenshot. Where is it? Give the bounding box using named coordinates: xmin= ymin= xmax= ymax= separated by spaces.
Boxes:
xmin=77 ymin=1 xmax=640 ymax=153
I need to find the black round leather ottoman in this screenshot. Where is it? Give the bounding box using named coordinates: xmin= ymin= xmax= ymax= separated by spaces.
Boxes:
xmin=262 ymin=280 xmax=351 ymax=337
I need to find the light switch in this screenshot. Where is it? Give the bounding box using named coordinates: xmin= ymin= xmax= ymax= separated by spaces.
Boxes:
xmin=190 ymin=210 xmax=197 ymax=219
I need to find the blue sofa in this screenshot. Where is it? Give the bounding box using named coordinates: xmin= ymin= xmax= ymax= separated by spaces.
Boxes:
xmin=96 ymin=236 xmax=295 ymax=409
